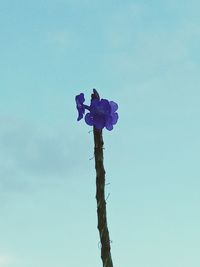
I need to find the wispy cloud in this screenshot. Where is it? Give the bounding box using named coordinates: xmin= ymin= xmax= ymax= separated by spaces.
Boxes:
xmin=0 ymin=116 xmax=90 ymax=193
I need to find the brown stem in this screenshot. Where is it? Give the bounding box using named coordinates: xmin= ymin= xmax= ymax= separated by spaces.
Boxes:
xmin=92 ymin=89 xmax=113 ymax=267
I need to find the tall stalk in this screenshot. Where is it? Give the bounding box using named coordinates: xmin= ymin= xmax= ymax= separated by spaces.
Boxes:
xmin=91 ymin=90 xmax=113 ymax=267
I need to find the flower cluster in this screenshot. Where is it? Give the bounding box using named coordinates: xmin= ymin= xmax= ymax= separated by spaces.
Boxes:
xmin=75 ymin=90 xmax=119 ymax=131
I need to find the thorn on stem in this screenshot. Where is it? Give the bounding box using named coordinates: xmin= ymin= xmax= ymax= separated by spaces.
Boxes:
xmin=106 ymin=193 xmax=110 ymax=201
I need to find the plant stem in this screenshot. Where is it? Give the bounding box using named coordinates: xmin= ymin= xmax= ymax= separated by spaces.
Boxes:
xmin=92 ymin=90 xmax=114 ymax=267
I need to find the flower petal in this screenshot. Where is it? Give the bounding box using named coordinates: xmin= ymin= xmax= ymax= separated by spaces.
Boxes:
xmin=75 ymin=93 xmax=85 ymax=105
xmin=110 ymin=101 xmax=118 ymax=113
xmin=77 ymin=110 xmax=83 ymax=121
xmin=111 ymin=113 xmax=119 ymax=124
xmin=100 ymin=99 xmax=111 ymax=115
xmin=85 ymin=113 xmax=94 ymax=126
xmin=75 ymin=93 xmax=86 ymax=121
xmin=106 ymin=124 xmax=113 ymax=131
xmin=105 ymin=115 xmax=113 ymax=130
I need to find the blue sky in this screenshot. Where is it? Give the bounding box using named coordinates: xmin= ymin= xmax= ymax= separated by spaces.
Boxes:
xmin=1 ymin=0 xmax=200 ymax=266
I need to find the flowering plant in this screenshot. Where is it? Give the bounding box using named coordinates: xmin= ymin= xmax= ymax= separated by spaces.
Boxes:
xmin=75 ymin=89 xmax=118 ymax=267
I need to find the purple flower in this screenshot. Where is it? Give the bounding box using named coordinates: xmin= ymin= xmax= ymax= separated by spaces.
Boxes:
xmin=75 ymin=90 xmax=119 ymax=131
xmin=75 ymin=93 xmax=86 ymax=121
xmin=85 ymin=99 xmax=119 ymax=131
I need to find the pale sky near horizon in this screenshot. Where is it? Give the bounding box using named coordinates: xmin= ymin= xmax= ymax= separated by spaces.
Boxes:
xmin=1 ymin=1 xmax=200 ymax=266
